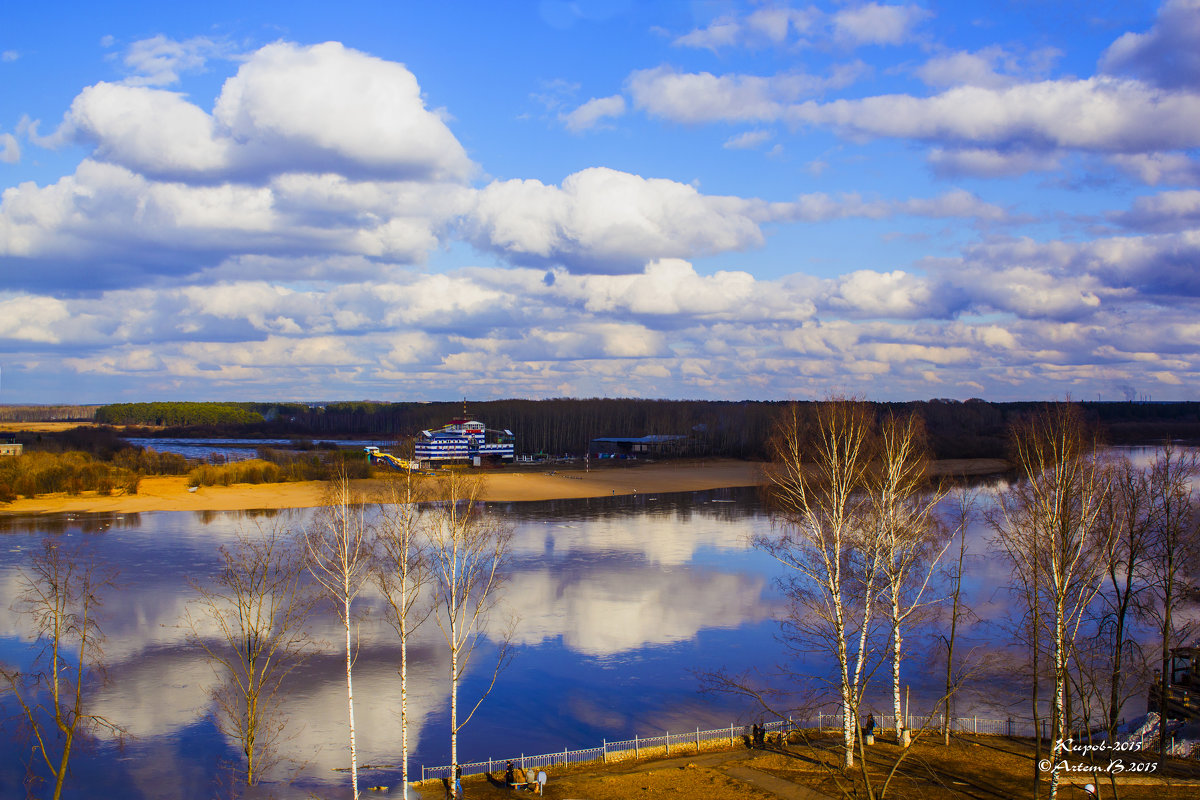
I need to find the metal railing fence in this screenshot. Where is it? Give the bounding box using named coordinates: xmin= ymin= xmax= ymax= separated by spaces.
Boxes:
xmin=420 ymin=718 xmax=792 ymax=782
xmin=418 ymin=712 xmax=1193 ymax=782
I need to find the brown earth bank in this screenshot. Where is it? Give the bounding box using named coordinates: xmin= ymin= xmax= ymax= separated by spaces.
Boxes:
xmin=408 ymin=734 xmax=1200 ymax=800
xmin=0 ymin=458 xmax=1009 ymax=516
xmin=0 ymin=421 xmax=100 ymax=433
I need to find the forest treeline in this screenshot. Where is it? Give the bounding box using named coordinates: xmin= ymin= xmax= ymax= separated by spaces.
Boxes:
xmin=0 ymin=405 xmax=98 ymax=422
xmin=94 ymin=402 xmax=263 ymax=426
xmin=79 ymin=398 xmax=1200 ymax=460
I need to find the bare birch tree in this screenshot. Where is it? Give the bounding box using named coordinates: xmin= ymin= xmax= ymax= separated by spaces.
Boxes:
xmin=375 ymin=461 xmax=432 ymax=800
xmin=426 ymin=471 xmax=514 ymax=773
xmin=1093 ymin=455 xmax=1155 ymax=741
xmin=759 ymin=400 xmax=883 ymax=769
xmin=184 ymin=523 xmax=318 ymax=786
xmin=1143 ymin=444 xmax=1200 ymax=762
xmin=993 ymin=404 xmax=1110 ymax=800
xmin=870 ymin=412 xmax=948 ymax=747
xmin=306 ymin=473 xmax=373 ymax=800
xmin=1 ymin=539 xmax=122 ymax=800
xmin=940 ymin=486 xmax=978 ymax=746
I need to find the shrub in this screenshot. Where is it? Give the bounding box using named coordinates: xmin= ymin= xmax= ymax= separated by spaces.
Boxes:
xmin=0 ymin=451 xmax=140 ymax=501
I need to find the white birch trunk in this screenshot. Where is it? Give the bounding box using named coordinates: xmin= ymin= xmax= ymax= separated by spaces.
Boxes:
xmin=850 ymin=567 xmax=876 ymax=766
xmin=450 ymin=507 xmax=460 ymax=774
xmin=345 ymin=593 xmax=359 ymax=800
xmin=401 ymin=604 xmax=410 ymax=800
xmin=892 ymin=590 xmax=906 ymax=746
xmin=450 ymin=625 xmax=459 ymax=772
xmin=835 ymin=588 xmax=854 ymax=768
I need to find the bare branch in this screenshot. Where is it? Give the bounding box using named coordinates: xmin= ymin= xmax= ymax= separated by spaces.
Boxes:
xmin=183 ymin=522 xmax=318 ymax=786
xmin=0 ymin=538 xmax=123 ymax=800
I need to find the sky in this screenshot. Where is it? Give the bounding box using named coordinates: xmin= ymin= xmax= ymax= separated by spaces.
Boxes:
xmin=2 ymin=0 xmax=1199 ymax=404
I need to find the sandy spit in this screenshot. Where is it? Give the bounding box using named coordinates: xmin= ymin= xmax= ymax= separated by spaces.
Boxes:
xmin=0 ymin=458 xmax=1008 ymax=516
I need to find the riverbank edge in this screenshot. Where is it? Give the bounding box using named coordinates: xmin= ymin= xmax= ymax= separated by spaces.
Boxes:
xmin=0 ymin=457 xmax=1010 ymax=516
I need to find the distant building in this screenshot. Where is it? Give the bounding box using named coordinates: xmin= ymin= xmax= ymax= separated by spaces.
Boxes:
xmin=0 ymin=434 xmax=22 ymax=457
xmin=415 ymin=418 xmax=515 ymax=467
xmin=589 ymin=434 xmax=689 ymax=459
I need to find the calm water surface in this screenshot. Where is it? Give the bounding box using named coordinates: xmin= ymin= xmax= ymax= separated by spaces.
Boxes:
xmin=123 ymin=437 xmax=395 ymax=462
xmin=0 ymin=489 xmax=793 ymax=798
xmin=0 ymin=475 xmax=1075 ymax=799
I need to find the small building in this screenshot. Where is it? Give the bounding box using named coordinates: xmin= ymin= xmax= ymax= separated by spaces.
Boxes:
xmin=415 ymin=418 xmax=515 ymax=467
xmin=589 ymin=434 xmax=689 ymax=459
xmin=0 ymin=434 xmax=22 ymax=457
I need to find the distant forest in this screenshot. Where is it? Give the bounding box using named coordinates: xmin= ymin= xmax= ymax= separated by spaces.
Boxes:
xmin=79 ymin=399 xmax=1200 ymax=461
xmin=0 ymin=405 xmax=99 ymax=422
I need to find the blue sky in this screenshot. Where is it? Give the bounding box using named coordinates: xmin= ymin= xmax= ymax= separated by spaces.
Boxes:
xmin=2 ymin=0 xmax=1199 ymax=403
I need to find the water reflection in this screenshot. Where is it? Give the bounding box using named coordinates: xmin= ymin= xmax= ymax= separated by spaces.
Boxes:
xmin=0 ymin=511 xmax=143 ymax=535
xmin=13 ymin=463 xmax=1155 ymax=799
xmin=191 ymin=507 xmax=295 ymax=525
xmin=0 ymin=488 xmax=781 ymax=799
xmin=505 ymin=565 xmax=774 ymax=655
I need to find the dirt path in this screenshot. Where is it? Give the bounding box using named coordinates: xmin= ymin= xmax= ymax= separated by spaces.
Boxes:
xmin=722 ymin=763 xmax=835 ymax=800
xmin=409 ymin=747 xmax=834 ymax=800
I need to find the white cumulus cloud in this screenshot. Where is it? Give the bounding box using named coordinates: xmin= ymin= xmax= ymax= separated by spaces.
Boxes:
xmin=673 ymin=6 xmax=815 ymax=50
xmin=63 ymin=41 xmax=474 ymax=183
xmin=0 ymin=132 xmax=18 ymax=163
xmin=1100 ymin=0 xmax=1200 ymax=89
xmin=119 ymin=34 xmax=233 ymax=87
xmin=464 ymin=167 xmax=766 ymax=273
xmin=832 ymin=2 xmax=929 ymax=46
xmin=561 ymin=94 xmax=626 ymax=132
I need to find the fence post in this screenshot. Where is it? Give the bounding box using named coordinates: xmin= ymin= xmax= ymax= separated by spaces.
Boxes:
xmin=421 ymin=765 xmax=425 ymax=783
xmin=730 ymin=724 xmax=734 ymax=746
xmin=603 ymin=739 xmax=608 ymax=764
xmin=973 ymin=716 xmax=977 ymax=735
xmin=635 ymin=734 xmax=639 ymax=760
xmin=666 ymin=730 xmax=670 ymax=756
xmin=696 ymin=727 xmax=700 ymax=753
xmin=521 ymin=753 xmax=525 ymax=770
xmin=564 ymin=746 xmax=568 ymax=766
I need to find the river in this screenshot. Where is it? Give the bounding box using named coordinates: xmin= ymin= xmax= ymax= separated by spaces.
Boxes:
xmin=0 ymin=453 xmax=1166 ymax=799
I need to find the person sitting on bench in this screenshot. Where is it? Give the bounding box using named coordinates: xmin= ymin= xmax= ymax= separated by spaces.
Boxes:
xmin=504 ymin=762 xmax=528 ymax=790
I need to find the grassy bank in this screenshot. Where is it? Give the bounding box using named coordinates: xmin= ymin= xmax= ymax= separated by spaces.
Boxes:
xmin=186 ymin=451 xmax=371 ymax=487
xmin=0 ymin=451 xmax=141 ymax=502
xmin=0 ymin=429 xmax=371 ymax=504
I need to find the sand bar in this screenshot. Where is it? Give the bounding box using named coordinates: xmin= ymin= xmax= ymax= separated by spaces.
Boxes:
xmin=0 ymin=458 xmax=1008 ymax=516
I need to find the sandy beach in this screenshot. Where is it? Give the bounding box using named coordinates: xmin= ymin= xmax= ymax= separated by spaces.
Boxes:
xmin=0 ymin=457 xmax=1009 ymax=516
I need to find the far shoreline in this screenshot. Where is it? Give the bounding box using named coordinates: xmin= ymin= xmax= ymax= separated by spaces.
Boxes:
xmin=0 ymin=457 xmax=1010 ymax=516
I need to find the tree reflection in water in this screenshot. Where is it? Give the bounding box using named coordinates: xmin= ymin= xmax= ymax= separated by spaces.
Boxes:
xmin=0 ymin=483 xmax=1024 ymax=800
